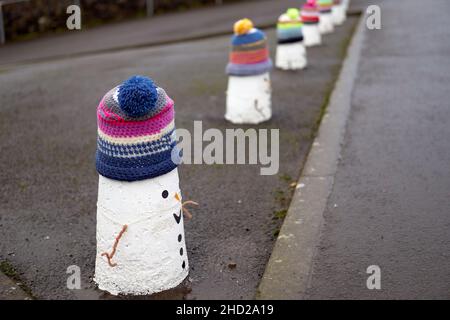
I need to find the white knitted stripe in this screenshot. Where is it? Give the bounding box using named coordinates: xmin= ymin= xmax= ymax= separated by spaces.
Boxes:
xmin=98 ymin=134 xmax=173 ymax=152
xmin=301 ymin=11 xmax=319 ymax=17
xmin=98 ymin=120 xmax=175 ymax=145
xmin=97 ymin=143 xmax=172 ymax=158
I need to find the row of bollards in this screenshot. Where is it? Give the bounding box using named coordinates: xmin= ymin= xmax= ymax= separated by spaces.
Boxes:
xmin=94 ymin=0 xmax=350 ymax=296
xmin=225 ymin=0 xmax=348 ymax=125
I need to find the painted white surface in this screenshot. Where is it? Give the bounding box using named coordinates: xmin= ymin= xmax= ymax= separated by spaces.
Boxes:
xmin=332 ymin=4 xmax=346 ymax=25
xmin=275 ymin=42 xmax=307 ymax=70
xmin=94 ymin=168 xmax=188 ymax=295
xmin=303 ymin=24 xmax=322 ymax=47
xmin=225 ymin=72 xmax=272 ymax=124
xmin=319 ymin=13 xmax=334 ymax=34
xmin=343 ymin=0 xmax=350 ymax=11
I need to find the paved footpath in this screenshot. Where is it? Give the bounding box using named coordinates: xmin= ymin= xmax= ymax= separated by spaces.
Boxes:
xmin=0 ymin=0 xmax=299 ymax=66
xmin=305 ymin=0 xmax=450 ymax=299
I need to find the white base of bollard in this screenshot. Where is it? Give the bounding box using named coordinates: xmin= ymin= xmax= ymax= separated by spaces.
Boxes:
xmin=225 ymin=72 xmax=272 ymax=124
xmin=332 ymin=5 xmax=346 ymax=25
xmin=343 ymin=0 xmax=350 ymax=11
xmin=276 ymin=42 xmax=307 ymax=70
xmin=94 ymin=168 xmax=188 ymax=296
xmin=319 ymin=13 xmax=334 ymax=34
xmin=302 ymin=24 xmax=322 ymax=47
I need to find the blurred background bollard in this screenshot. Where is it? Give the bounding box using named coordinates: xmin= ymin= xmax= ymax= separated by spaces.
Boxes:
xmin=331 ymin=0 xmax=346 ymax=26
xmin=301 ymin=0 xmax=322 ymax=47
xmin=225 ymin=19 xmax=273 ymax=124
xmin=275 ymin=8 xmax=307 ymax=71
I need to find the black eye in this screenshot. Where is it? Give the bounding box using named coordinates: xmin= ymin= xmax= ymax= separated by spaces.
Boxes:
xmin=162 ymin=190 xmax=169 ymax=199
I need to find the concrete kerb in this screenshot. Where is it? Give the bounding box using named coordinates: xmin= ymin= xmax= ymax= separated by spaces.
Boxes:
xmin=256 ymin=12 xmax=367 ymax=300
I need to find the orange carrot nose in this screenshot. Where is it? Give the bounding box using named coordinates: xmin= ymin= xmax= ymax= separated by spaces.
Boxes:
xmin=174 ymin=192 xmax=181 ymax=201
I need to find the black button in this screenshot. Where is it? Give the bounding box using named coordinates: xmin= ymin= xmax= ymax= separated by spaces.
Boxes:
xmin=178 ymin=234 xmax=182 ymax=242
xmin=180 ymin=248 xmax=183 ymax=256
xmin=182 ymin=261 xmax=186 ymax=269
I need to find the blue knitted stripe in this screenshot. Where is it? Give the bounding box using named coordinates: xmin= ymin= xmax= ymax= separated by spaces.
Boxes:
xmin=96 ymin=151 xmax=178 ymax=182
xmin=97 ymin=130 xmax=175 ymax=157
xmin=278 ymin=36 xmax=304 ymax=44
xmin=226 ymin=59 xmax=273 ymax=76
xmin=277 ymin=28 xmax=303 ymax=41
xmin=96 ymin=141 xmax=176 ymax=165
xmin=96 ymin=142 xmax=176 ymax=168
xmin=97 ymin=141 xmax=172 ymax=159
xmin=231 ymin=29 xmax=265 ymax=46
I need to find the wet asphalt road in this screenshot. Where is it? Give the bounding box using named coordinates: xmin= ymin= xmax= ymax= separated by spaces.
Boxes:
xmin=0 ymin=18 xmax=358 ymax=299
xmin=305 ymin=0 xmax=450 ymax=299
xmin=0 ymin=0 xmax=301 ymax=66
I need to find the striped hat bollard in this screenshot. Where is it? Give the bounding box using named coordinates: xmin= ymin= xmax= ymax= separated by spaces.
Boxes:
xmin=301 ymin=0 xmax=322 ymax=47
xmin=225 ymin=19 xmax=273 ymax=124
xmin=317 ymin=0 xmax=335 ymax=34
xmin=94 ymin=76 xmax=195 ymax=295
xmin=331 ymin=0 xmax=346 ymax=25
xmin=275 ymin=9 xmax=308 ymax=70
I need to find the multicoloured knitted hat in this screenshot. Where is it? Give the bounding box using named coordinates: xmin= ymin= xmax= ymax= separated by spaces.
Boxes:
xmin=317 ymin=0 xmax=333 ymax=13
xmin=225 ymin=18 xmax=272 ymax=76
xmin=277 ymin=9 xmax=303 ymax=44
xmin=96 ymin=76 xmax=179 ymax=182
xmin=301 ymin=0 xmax=320 ymax=24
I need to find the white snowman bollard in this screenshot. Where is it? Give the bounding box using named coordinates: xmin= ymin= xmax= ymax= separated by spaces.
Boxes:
xmin=301 ymin=0 xmax=322 ymax=47
xmin=331 ymin=0 xmax=346 ymax=26
xmin=317 ymin=0 xmax=335 ymax=34
xmin=94 ymin=75 xmax=196 ymax=295
xmin=225 ymin=18 xmax=273 ymax=124
xmin=275 ymin=9 xmax=307 ymax=71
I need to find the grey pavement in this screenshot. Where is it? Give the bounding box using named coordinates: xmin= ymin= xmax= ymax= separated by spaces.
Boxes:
xmin=257 ymin=7 xmax=366 ymax=299
xmin=0 ymin=10 xmax=359 ymax=299
xmin=0 ymin=0 xmax=300 ymax=66
xmin=305 ymin=0 xmax=450 ymax=299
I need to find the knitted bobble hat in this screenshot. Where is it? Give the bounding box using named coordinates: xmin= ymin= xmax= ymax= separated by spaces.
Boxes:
xmin=302 ymin=0 xmax=320 ymax=24
xmin=226 ymin=18 xmax=273 ymax=76
xmin=277 ymin=9 xmax=304 ymax=44
xmin=96 ymin=75 xmax=180 ymax=182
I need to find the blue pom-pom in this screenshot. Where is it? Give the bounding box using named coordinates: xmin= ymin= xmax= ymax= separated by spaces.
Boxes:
xmin=118 ymin=75 xmax=158 ymax=118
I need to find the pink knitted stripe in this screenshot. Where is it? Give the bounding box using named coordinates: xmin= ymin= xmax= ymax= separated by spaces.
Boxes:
xmin=97 ymin=99 xmax=174 ymax=138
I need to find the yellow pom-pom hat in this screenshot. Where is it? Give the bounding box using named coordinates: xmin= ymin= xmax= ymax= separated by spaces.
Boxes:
xmin=233 ymin=18 xmax=254 ymax=35
xmin=226 ymin=18 xmax=272 ymax=76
